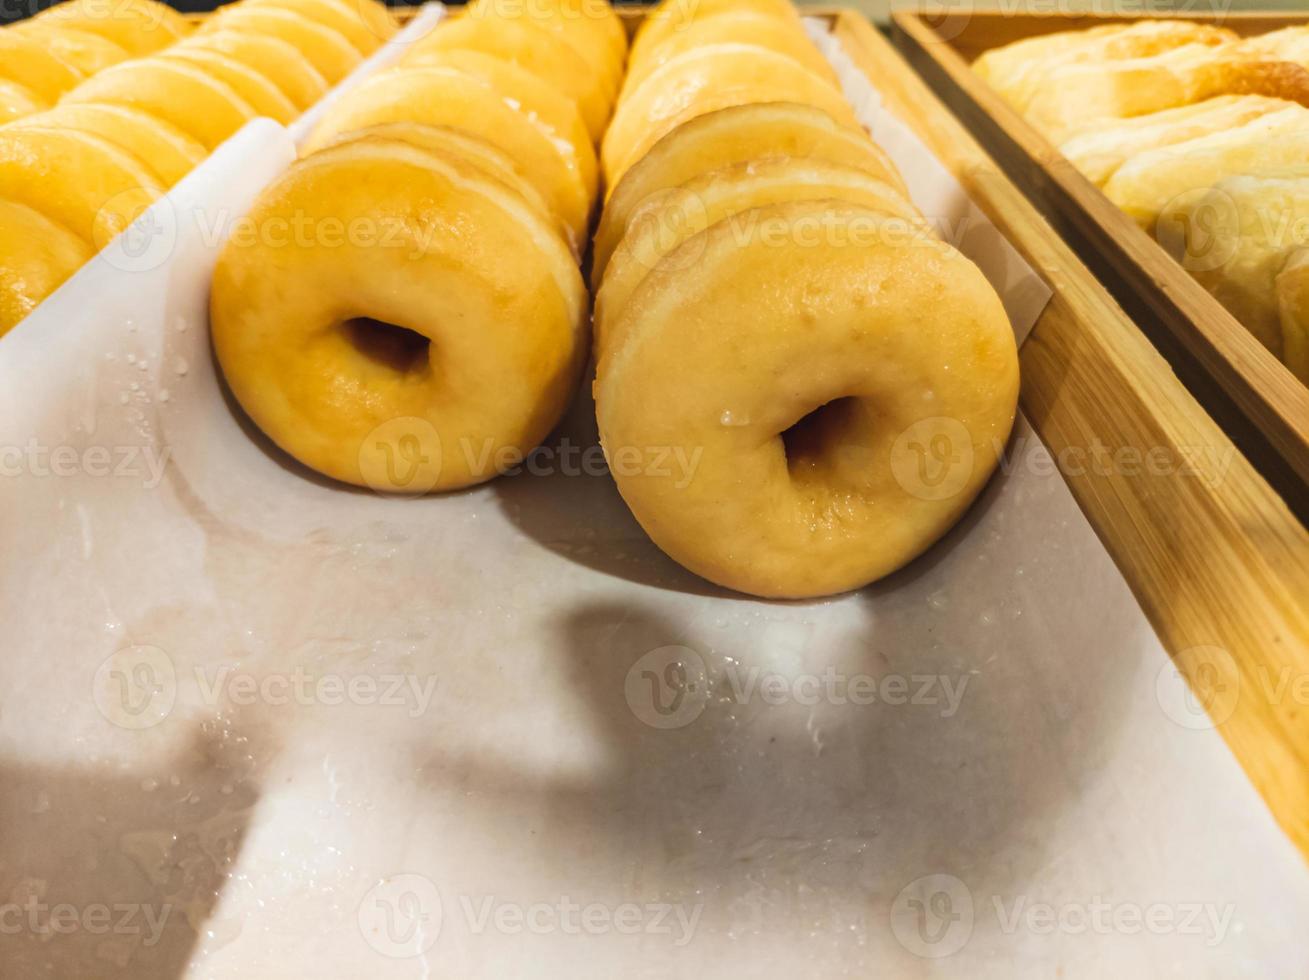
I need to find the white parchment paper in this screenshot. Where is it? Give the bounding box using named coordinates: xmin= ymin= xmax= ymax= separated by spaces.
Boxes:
xmin=0 ymin=19 xmax=1303 ymax=980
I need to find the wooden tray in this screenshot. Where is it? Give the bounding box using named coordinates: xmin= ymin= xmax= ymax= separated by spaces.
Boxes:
xmin=66 ymin=0 xmax=1309 ymax=865
xmin=892 ymin=9 xmax=1309 ymax=518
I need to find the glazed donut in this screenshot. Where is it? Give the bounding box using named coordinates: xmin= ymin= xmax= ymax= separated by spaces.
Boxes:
xmin=245 ymin=0 xmax=399 ymax=49
xmin=403 ymin=15 xmax=614 ymax=142
xmin=0 ymin=0 xmax=403 ymax=338
xmin=7 ymin=103 xmax=206 ymax=188
xmin=0 ymin=79 xmax=46 ymax=126
xmin=63 ymin=56 xmax=257 ymax=150
xmin=198 ymin=6 xmax=362 ymax=83
xmin=178 ymin=30 xmax=329 ymax=111
xmin=210 ymin=138 xmax=588 ymax=492
xmin=304 ymin=65 xmax=593 ymax=252
xmin=325 ymin=122 xmax=558 ymax=235
xmin=212 ymin=0 xmax=613 ymax=489
xmin=621 ymin=10 xmax=838 ymax=97
xmin=37 ymin=0 xmax=191 ymax=56
xmin=596 ymin=200 xmax=1018 ymax=598
xmin=629 ymin=0 xmax=801 ymax=68
xmin=593 ymin=101 xmax=906 ymax=285
xmin=0 ymin=200 xmax=91 ymax=338
xmin=161 ymin=47 xmax=300 ymax=124
xmin=241 ymin=0 xmax=387 ymax=54
xmin=602 ymin=43 xmax=861 ymax=185
xmin=468 ymin=0 xmax=627 ymax=91
xmin=0 ymin=126 xmax=162 ymax=247
xmin=393 ymin=49 xmax=597 ymax=200
xmin=0 ymin=33 xmax=85 ymax=103
xmin=9 ymin=24 xmax=129 ymax=77
xmin=594 ymin=157 xmax=929 ymax=350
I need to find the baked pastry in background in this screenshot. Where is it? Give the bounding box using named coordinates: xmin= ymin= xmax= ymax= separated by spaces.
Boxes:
xmin=1171 ymin=168 xmax=1309 ymax=363
xmin=1058 ymin=95 xmax=1288 ymax=186
xmin=972 ymin=19 xmax=1235 ymax=102
xmin=1103 ymin=105 xmax=1309 ymax=232
xmin=1022 ymin=43 xmax=1309 ymax=143
xmin=975 ymin=18 xmax=1309 ymax=383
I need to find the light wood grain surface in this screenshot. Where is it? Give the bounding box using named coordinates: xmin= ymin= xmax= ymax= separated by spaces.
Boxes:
xmin=836 ymin=11 xmax=1309 ymax=861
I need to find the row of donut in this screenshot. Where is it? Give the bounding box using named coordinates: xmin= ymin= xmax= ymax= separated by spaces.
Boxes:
xmin=211 ymin=0 xmax=628 ymax=492
xmin=590 ymin=0 xmax=1019 ymax=597
xmin=0 ymin=0 xmax=396 ymax=336
xmin=302 ymin=0 xmax=630 ymax=252
xmin=0 ymin=0 xmax=189 ymax=125
xmin=211 ymin=0 xmax=1022 ymax=599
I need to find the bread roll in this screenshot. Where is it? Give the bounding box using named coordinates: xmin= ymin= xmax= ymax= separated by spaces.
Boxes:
xmin=1238 ymin=25 xmax=1309 ymax=67
xmin=1022 ymin=44 xmax=1309 ymax=142
xmin=1059 ymin=95 xmax=1290 ymax=186
xmin=1174 ymin=169 xmax=1309 ymax=358
xmin=1102 ymin=106 xmax=1309 ymax=232
xmin=974 ymin=20 xmax=1236 ymax=108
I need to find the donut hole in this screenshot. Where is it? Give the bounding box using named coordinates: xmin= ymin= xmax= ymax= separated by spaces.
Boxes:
xmin=780 ymin=396 xmax=871 ymax=486
xmin=342 ymin=317 xmax=431 ymax=375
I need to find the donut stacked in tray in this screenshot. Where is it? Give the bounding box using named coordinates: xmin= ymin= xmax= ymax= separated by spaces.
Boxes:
xmin=590 ymin=0 xmax=1019 ymax=598
xmin=0 ymin=0 xmax=397 ymax=336
xmin=210 ymin=0 xmax=1021 ymax=601
xmin=0 ymin=0 xmax=189 ymax=126
xmin=209 ymin=0 xmax=625 ymax=492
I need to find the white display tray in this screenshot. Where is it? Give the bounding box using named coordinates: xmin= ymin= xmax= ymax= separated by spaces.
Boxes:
xmin=0 ymin=14 xmax=1303 ymax=979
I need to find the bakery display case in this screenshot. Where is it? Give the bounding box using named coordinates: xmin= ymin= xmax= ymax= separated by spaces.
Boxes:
xmin=0 ymin=2 xmax=1306 ymax=976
